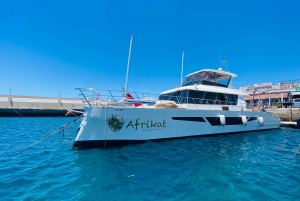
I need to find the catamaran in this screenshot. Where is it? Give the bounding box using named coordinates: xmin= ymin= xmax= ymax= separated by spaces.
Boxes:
xmin=72 ymin=37 xmax=280 ymax=148
xmin=72 ymin=67 xmax=280 ymax=148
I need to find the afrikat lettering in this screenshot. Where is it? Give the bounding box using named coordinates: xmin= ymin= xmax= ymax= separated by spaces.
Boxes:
xmin=126 ymin=118 xmax=166 ymax=131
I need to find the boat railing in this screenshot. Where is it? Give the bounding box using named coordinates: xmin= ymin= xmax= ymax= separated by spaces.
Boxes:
xmin=76 ymin=88 xmax=249 ymax=111
xmin=157 ymin=94 xmax=247 ymax=111
xmin=187 ymin=98 xmax=247 ymax=111
xmin=76 ymin=88 xmax=159 ymax=108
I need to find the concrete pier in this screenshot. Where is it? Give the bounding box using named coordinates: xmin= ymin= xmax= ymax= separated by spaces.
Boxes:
xmin=0 ymin=94 xmax=84 ymax=117
xmin=266 ymin=108 xmax=300 ymax=122
xmin=266 ymin=107 xmax=300 ymax=129
xmin=280 ymin=121 xmax=298 ymax=128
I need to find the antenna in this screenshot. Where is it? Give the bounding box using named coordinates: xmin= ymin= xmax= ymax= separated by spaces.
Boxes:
xmin=219 ymin=46 xmax=228 ymax=71
xmin=124 ymin=36 xmax=133 ymax=94
xmin=181 ymin=52 xmax=184 ymax=86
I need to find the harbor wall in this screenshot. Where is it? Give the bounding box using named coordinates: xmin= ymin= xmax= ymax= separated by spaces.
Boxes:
xmin=0 ymin=95 xmax=84 ymax=117
xmin=266 ymin=108 xmax=300 ymax=122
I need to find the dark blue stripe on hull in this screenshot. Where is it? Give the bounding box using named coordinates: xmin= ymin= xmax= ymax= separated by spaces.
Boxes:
xmin=205 ymin=117 xmax=255 ymax=126
xmin=172 ymin=117 xmax=205 ymax=122
xmin=248 ymin=117 xmax=258 ymax=121
xmin=72 ymin=128 xmax=278 ymax=149
xmin=72 ymin=140 xmax=146 ymax=149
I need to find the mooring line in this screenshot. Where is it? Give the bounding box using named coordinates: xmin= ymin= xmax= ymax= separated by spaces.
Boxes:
xmin=104 ymin=106 xmax=107 ymax=148
xmin=18 ymin=116 xmax=82 ymax=153
xmin=12 ymin=108 xmax=25 ymax=117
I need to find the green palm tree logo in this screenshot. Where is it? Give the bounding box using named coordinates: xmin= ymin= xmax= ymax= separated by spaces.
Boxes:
xmin=107 ymin=115 xmax=124 ymax=132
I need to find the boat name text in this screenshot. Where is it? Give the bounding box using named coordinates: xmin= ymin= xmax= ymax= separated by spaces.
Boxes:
xmin=126 ymin=118 xmax=166 ymax=131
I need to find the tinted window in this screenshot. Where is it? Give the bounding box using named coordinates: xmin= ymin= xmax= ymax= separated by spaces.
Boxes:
xmin=227 ymin=94 xmax=238 ymax=105
xmin=163 ymin=92 xmax=173 ymax=100
xmin=167 ymin=90 xmax=238 ymax=105
xmin=179 ymin=90 xmax=188 ymax=104
xmin=158 ymin=91 xmax=186 ymax=103
xmin=188 ymin=90 xmax=205 ymax=104
xmin=216 ymin=75 xmax=231 ymax=87
xmin=170 ymin=91 xmax=181 ymax=102
xmin=216 ymin=93 xmax=227 ymax=105
xmin=203 ymin=92 xmax=217 ymax=104
xmin=158 ymin=95 xmax=167 ymax=100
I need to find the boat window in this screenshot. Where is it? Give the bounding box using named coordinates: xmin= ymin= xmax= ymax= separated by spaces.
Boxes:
xmin=182 ymin=90 xmax=239 ymax=105
xmin=164 ymin=92 xmax=173 ymax=100
xmin=179 ymin=90 xmax=188 ymax=104
xmin=227 ymin=94 xmax=238 ymax=105
xmin=158 ymin=91 xmax=185 ymax=103
xmin=170 ymin=91 xmax=181 ymax=102
xmin=203 ymin=92 xmax=217 ymax=104
xmin=160 ymin=90 xmax=238 ymax=105
xmin=183 ymin=75 xmax=203 ymax=86
xmin=217 ymin=76 xmax=231 ymax=87
xmin=188 ymin=90 xmax=205 ymax=104
xmin=158 ymin=93 xmax=172 ymax=101
xmin=216 ymin=93 xmax=226 ymax=105
xmin=183 ymin=71 xmax=231 ymax=88
xmin=158 ymin=94 xmax=167 ymax=100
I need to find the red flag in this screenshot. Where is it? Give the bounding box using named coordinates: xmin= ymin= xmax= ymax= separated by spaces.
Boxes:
xmin=125 ymin=93 xmax=142 ymax=107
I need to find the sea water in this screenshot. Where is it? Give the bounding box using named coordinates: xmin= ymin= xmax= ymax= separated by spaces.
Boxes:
xmin=0 ymin=117 xmax=300 ymax=201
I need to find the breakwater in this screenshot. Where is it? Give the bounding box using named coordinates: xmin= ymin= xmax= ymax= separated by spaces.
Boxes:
xmin=0 ymin=95 xmax=84 ymax=117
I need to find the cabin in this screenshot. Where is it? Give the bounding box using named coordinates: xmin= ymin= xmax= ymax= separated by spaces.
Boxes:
xmin=158 ymin=69 xmax=248 ymax=111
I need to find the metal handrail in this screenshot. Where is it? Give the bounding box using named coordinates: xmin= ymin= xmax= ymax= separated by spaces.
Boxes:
xmin=75 ymin=88 xmax=249 ymax=111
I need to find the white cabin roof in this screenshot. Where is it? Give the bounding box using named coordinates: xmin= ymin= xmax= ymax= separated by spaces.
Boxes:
xmin=162 ymin=84 xmax=249 ymax=96
xmin=186 ymin=69 xmax=237 ymax=78
xmin=161 ymin=68 xmax=247 ymax=96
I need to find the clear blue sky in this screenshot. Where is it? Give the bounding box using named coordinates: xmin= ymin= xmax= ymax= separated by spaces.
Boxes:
xmin=1 ymin=0 xmax=299 ymax=98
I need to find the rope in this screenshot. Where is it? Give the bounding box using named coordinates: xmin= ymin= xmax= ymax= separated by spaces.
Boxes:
xmin=104 ymin=106 xmax=107 ymax=148
xmin=18 ymin=116 xmax=81 ymax=153
xmin=12 ymin=108 xmax=25 ymax=117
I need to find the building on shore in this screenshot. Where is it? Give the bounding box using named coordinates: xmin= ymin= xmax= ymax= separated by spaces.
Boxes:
xmin=242 ymin=80 xmax=300 ymax=108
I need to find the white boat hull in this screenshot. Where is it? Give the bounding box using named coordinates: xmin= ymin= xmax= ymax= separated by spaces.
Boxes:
xmin=73 ymin=107 xmax=280 ymax=148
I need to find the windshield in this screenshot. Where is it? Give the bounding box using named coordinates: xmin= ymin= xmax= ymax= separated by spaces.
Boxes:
xmin=183 ymin=71 xmax=231 ymax=88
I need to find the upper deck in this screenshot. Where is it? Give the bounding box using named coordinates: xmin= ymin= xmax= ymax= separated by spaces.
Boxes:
xmin=182 ymin=68 xmax=237 ymax=88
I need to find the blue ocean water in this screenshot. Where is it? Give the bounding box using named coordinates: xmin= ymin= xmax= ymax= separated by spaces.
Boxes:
xmin=0 ymin=117 xmax=300 ymax=201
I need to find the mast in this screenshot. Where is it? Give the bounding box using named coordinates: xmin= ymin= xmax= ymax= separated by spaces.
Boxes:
xmin=181 ymin=52 xmax=184 ymax=86
xmin=124 ymin=36 xmax=133 ymax=94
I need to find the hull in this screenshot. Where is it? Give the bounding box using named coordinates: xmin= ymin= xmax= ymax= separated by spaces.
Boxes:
xmin=72 ymin=107 xmax=280 ymax=149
